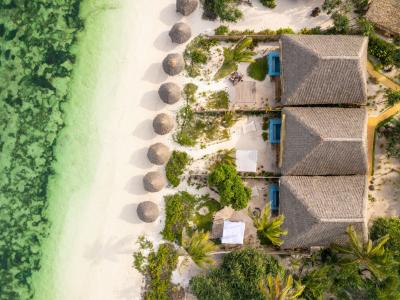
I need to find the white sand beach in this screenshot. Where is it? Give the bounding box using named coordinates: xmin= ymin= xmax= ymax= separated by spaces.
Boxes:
xmin=40 ymin=1 xmax=331 ymax=299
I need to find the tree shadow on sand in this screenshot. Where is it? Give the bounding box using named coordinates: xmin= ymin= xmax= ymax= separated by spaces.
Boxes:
xmin=83 ymin=235 xmax=133 ymax=265
xmin=159 ymin=3 xmax=182 ymax=26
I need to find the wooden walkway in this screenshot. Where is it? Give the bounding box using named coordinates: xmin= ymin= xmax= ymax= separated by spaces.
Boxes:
xmin=367 ymin=62 xmax=400 ymax=176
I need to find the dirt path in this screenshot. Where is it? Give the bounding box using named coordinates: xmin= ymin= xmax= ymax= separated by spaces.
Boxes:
xmin=367 ymin=62 xmax=400 ymax=176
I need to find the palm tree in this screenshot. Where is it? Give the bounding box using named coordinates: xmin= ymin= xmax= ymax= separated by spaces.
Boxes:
xmin=250 ymin=204 xmax=288 ymax=246
xmin=215 ymin=37 xmax=256 ymax=79
xmin=259 ymin=273 xmax=305 ymax=300
xmin=333 ymin=225 xmax=391 ymax=280
xmin=182 ymin=230 xmax=218 ymax=269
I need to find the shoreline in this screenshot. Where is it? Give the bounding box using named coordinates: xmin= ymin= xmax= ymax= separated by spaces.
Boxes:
xmin=32 ymin=2 xmax=122 ymax=299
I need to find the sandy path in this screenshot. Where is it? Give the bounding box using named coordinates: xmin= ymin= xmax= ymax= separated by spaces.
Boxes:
xmin=367 ymin=62 xmax=400 ymax=176
xmin=43 ymin=1 xmax=330 ymax=299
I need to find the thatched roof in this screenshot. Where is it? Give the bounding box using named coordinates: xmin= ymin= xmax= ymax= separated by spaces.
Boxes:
xmin=366 ymin=0 xmax=400 ymax=36
xmin=137 ymin=201 xmax=159 ymax=222
xmin=169 ymin=22 xmax=192 ymax=44
xmin=143 ymin=171 xmax=165 ymax=192
xmin=153 ymin=113 xmax=174 ymax=135
xmin=280 ymin=176 xmax=368 ymax=249
xmin=147 ymin=143 xmax=171 ymax=165
xmin=176 ymin=0 xmax=198 ymax=16
xmin=158 ymin=82 xmax=182 ymax=104
xmin=280 ymin=35 xmax=368 ymax=106
xmin=162 ymin=53 xmax=185 ymax=76
xmin=281 ymin=107 xmax=368 ymax=176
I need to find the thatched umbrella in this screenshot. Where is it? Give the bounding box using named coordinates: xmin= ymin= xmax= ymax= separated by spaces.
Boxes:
xmin=153 ymin=113 xmax=174 ymax=135
xmin=169 ymin=22 xmax=192 ymax=44
xmin=162 ymin=53 xmax=184 ymax=76
xmin=137 ymin=201 xmax=159 ymax=223
xmin=158 ymin=82 xmax=181 ymax=104
xmin=176 ymin=0 xmax=198 ymax=16
xmin=143 ymin=171 xmax=165 ymax=192
xmin=147 ymin=143 xmax=171 ymax=165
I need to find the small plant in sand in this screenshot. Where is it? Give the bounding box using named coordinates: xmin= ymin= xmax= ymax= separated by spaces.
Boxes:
xmin=166 ymin=151 xmax=191 ymax=187
xmin=182 ymin=230 xmax=217 ymax=269
xmin=206 ymin=90 xmax=230 ymax=109
xmin=184 ymin=36 xmax=219 ymax=77
xmin=249 ymin=204 xmax=288 ymax=246
xmin=380 ymin=118 xmax=400 ymax=159
xmin=214 ymin=37 xmax=256 ymax=80
xmin=183 ymin=83 xmax=198 ymax=104
xmin=208 ymin=163 xmax=251 ymax=210
xmin=259 ymin=273 xmax=305 ymax=300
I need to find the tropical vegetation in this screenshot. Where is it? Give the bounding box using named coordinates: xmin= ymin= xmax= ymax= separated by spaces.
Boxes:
xmin=0 ymin=1 xmax=83 ymax=298
xmin=260 ymin=0 xmax=277 ymax=9
xmin=182 ymin=230 xmax=217 ymax=269
xmin=333 ymin=225 xmax=391 ymax=281
xmin=215 ymin=37 xmax=255 ymax=80
xmin=259 ymin=273 xmax=305 ymax=300
xmin=166 ymin=150 xmax=191 ymax=187
xmin=379 ymin=117 xmax=400 ymax=159
xmin=201 ymin=0 xmax=243 ymax=22
xmin=133 ymin=239 xmax=180 ymax=300
xmin=250 ymin=205 xmax=288 ymax=246
xmin=208 ymin=163 xmax=251 ymax=210
xmin=371 ymin=217 xmax=400 ymax=258
xmin=190 ymin=248 xmax=284 ymax=300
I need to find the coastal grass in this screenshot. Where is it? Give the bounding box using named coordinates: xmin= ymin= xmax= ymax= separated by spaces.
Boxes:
xmin=0 ymin=1 xmax=84 ymax=298
xmin=184 ymin=36 xmax=219 ymax=78
xmin=206 ymin=90 xmax=230 ymax=109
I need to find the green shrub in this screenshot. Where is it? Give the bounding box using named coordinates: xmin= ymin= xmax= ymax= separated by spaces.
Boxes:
xmin=206 ymin=90 xmax=230 ymax=109
xmin=381 ymin=118 xmax=400 ymax=159
xmin=371 ymin=217 xmax=400 ymax=256
xmin=332 ymin=13 xmax=349 ymax=34
xmin=276 ymin=27 xmax=294 ymax=34
xmin=262 ymin=132 xmax=268 ymax=141
xmin=300 ymin=27 xmax=323 ymax=35
xmin=162 ymin=192 xmax=197 ymax=244
xmin=369 ymin=35 xmax=397 ymax=66
xmin=215 ymin=25 xmax=230 ymax=35
xmin=190 ymin=248 xmax=283 ymax=300
xmin=145 ymin=243 xmax=179 ymax=300
xmin=247 ymin=56 xmax=268 ymax=81
xmin=260 ymin=0 xmax=277 ymax=8
xmin=208 ymin=163 xmax=251 ymax=210
xmin=166 ymin=151 xmax=191 ymax=187
xmin=202 ymin=0 xmax=243 ymax=22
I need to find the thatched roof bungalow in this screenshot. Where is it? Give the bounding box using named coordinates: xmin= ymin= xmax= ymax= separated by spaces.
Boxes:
xmin=366 ymin=0 xmax=400 ymax=37
xmin=280 ymin=107 xmax=368 ymax=176
xmin=280 ymin=35 xmax=368 ymax=106
xmin=280 ymin=176 xmax=368 ymax=249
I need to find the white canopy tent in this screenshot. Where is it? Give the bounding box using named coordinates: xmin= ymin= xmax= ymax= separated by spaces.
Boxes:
xmin=236 ymin=150 xmax=258 ymax=172
xmin=221 ymin=220 xmax=245 ymax=244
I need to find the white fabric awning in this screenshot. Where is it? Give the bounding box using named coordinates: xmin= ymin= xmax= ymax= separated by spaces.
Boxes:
xmin=236 ymin=150 xmax=257 ymax=172
xmin=221 ymin=220 xmax=245 ymax=244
